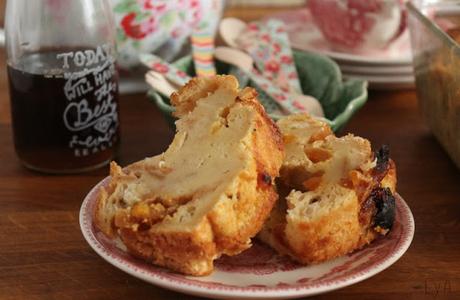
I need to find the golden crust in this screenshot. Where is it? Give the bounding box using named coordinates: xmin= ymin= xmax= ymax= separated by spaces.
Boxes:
xmin=258 ymin=113 xmax=398 ymax=265
xmin=119 ymin=217 xmax=217 ymax=275
xmin=259 ymin=160 xmax=397 ymax=265
xmin=94 ymin=162 xmax=134 ymax=238
xmin=170 ymin=75 xmax=239 ymax=118
xmin=94 ymin=75 xmax=284 ymax=276
xmin=287 ymin=188 xmax=363 ymax=263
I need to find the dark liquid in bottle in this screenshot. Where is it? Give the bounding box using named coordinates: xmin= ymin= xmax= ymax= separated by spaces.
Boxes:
xmin=8 ymin=49 xmax=120 ymax=173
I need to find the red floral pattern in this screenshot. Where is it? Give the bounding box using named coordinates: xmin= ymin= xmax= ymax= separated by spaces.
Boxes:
xmin=236 ymin=19 xmax=303 ymax=95
xmin=151 ymin=62 xmax=169 ymax=73
xmin=288 ymin=72 xmax=298 ymax=80
xmin=248 ymin=23 xmax=259 ymax=31
xmin=269 ymin=9 xmax=412 ymax=62
xmin=215 ymin=243 xmax=300 ymax=275
xmin=121 ymin=12 xmax=154 ymax=40
xmin=176 ymin=70 xmax=188 ymax=78
xmin=116 ymin=0 xmax=203 ymax=41
xmin=273 ymin=43 xmax=281 ymax=54
xmin=265 ymin=60 xmax=280 ymax=73
xmin=308 ymin=0 xmax=405 ymax=49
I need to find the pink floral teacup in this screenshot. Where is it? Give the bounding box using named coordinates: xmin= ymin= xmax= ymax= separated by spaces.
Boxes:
xmin=308 ymin=0 xmax=407 ymax=52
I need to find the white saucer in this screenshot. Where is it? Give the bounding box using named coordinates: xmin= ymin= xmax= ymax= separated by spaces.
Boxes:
xmin=270 ymin=9 xmax=413 ymax=66
xmin=343 ymin=74 xmax=415 ymax=90
xmin=339 ymin=64 xmax=414 ymax=76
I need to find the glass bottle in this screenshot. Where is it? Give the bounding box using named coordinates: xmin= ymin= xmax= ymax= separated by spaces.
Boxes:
xmin=5 ymin=0 xmax=120 ymax=173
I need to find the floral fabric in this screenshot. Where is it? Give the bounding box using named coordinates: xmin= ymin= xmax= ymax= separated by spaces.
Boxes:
xmin=113 ymin=0 xmax=223 ymax=70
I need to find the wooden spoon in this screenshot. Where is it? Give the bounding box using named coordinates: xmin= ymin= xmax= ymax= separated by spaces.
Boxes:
xmin=219 ymin=18 xmax=248 ymax=48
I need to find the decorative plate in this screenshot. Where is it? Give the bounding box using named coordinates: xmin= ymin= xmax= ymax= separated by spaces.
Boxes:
xmin=269 ymin=9 xmax=413 ymax=65
xmin=80 ymin=177 xmax=415 ymax=299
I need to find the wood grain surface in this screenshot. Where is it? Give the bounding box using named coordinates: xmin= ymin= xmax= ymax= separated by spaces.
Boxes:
xmin=0 ymin=4 xmax=459 ymax=300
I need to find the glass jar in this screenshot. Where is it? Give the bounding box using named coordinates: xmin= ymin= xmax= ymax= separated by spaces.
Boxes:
xmin=5 ymin=0 xmax=120 ymax=173
xmin=408 ymin=1 xmax=460 ymax=169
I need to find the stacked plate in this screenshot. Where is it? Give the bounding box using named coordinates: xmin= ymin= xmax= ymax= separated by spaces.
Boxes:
xmin=271 ymin=9 xmax=415 ymax=90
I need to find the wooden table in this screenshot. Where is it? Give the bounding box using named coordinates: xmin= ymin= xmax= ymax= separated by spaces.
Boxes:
xmin=1 ymin=6 xmax=460 ymax=300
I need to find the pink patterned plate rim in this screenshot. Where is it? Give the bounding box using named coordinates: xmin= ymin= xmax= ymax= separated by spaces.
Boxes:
xmin=268 ymin=9 xmax=413 ymax=66
xmin=80 ymin=176 xmax=415 ymax=299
